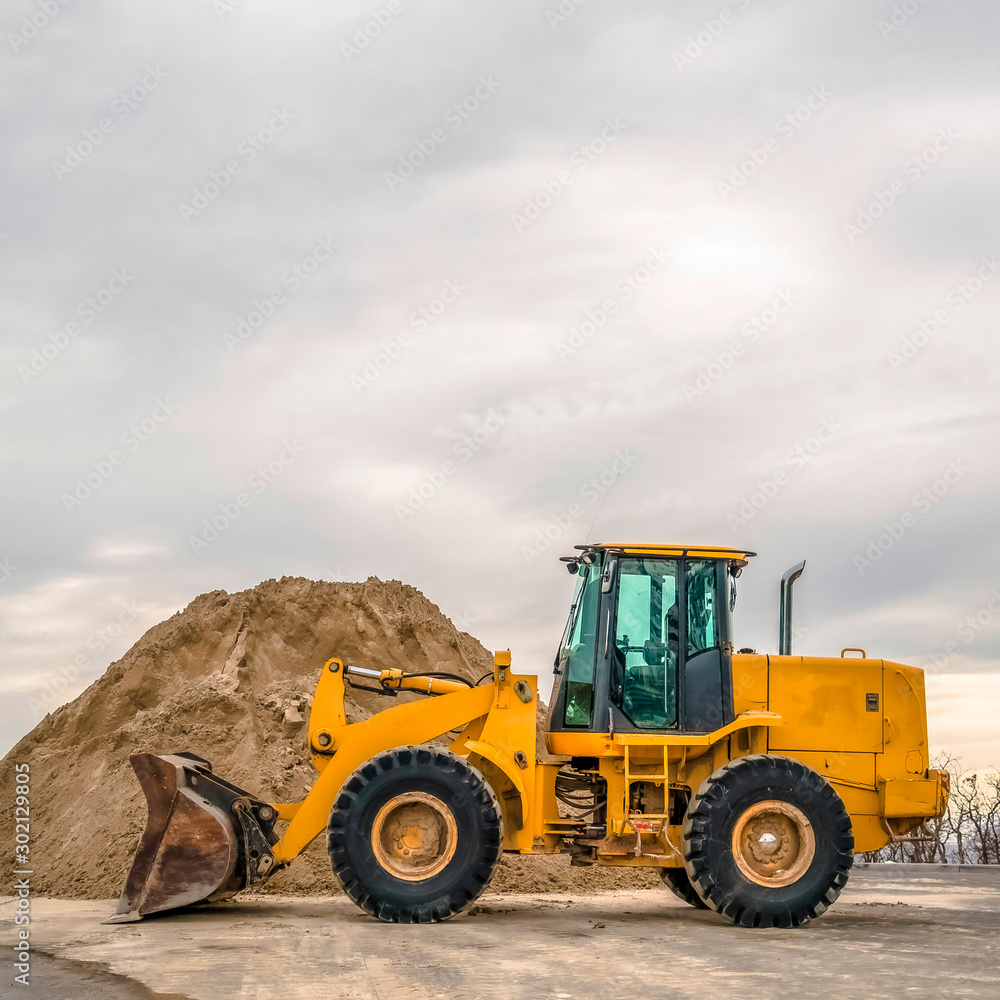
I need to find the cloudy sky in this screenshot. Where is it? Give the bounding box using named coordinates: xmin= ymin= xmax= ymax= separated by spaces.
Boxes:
xmin=2 ymin=0 xmax=999 ymax=769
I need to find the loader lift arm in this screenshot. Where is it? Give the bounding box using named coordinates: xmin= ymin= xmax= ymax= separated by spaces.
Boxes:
xmin=274 ymin=659 xmax=499 ymax=863
xmin=108 ymin=655 xmax=539 ymax=922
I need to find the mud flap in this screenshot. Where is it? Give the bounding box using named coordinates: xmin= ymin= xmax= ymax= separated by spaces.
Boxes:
xmin=106 ymin=753 xmax=279 ymax=923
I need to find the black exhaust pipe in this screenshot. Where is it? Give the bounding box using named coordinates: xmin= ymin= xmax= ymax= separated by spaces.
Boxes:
xmin=779 ymin=560 xmax=806 ymax=655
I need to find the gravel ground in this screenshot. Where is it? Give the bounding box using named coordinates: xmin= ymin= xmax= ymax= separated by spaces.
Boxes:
xmin=3 ymin=865 xmax=998 ymax=1000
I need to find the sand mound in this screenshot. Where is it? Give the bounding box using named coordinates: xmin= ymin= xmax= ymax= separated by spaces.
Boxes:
xmin=0 ymin=575 xmax=658 ymax=900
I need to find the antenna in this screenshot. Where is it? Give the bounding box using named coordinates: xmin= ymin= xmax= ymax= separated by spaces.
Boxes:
xmin=585 ymin=470 xmax=622 ymax=543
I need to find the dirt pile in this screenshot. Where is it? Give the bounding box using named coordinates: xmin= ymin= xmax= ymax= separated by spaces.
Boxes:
xmin=0 ymin=576 xmax=658 ymax=900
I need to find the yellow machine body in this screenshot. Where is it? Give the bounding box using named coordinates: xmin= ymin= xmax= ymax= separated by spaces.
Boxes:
xmin=110 ymin=541 xmax=947 ymax=924
xmin=265 ymin=648 xmax=946 ymax=870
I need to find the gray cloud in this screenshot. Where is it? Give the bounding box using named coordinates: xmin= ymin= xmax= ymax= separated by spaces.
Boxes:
xmin=2 ymin=0 xmax=999 ymax=768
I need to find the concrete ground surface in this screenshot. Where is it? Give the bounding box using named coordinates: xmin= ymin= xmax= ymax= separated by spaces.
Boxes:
xmin=3 ymin=865 xmax=999 ymax=1000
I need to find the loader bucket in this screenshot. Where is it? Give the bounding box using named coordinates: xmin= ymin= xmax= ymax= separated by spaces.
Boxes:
xmin=106 ymin=752 xmax=280 ymax=923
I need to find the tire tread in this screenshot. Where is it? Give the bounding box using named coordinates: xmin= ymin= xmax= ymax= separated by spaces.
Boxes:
xmin=682 ymin=754 xmax=854 ymax=928
xmin=328 ymin=745 xmax=503 ymax=923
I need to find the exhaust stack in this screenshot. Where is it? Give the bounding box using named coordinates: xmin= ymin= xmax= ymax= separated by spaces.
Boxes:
xmin=778 ymin=560 xmax=806 ymax=655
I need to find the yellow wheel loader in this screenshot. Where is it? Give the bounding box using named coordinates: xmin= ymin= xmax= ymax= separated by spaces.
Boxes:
xmin=109 ymin=544 xmax=949 ymax=928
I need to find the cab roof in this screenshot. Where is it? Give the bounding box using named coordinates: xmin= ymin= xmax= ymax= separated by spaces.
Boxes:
xmin=579 ymin=543 xmax=756 ymax=561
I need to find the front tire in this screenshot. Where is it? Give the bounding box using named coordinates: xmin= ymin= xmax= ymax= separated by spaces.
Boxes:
xmin=328 ymin=745 xmax=503 ymax=923
xmin=682 ymin=754 xmax=853 ymax=927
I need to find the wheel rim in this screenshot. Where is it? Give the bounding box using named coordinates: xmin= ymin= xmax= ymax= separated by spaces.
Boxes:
xmin=731 ymin=799 xmax=816 ymax=887
xmin=370 ymin=792 xmax=458 ymax=881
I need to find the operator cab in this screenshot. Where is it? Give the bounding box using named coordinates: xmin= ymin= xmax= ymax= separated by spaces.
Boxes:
xmin=549 ymin=543 xmax=754 ymax=736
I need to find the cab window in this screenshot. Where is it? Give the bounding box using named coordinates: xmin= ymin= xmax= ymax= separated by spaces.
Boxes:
xmin=686 ymin=560 xmax=718 ymax=656
xmin=613 ymin=557 xmax=679 ymax=729
xmin=560 ymin=556 xmax=603 ymax=726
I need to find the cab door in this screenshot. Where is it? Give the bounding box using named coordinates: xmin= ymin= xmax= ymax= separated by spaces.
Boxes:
xmin=682 ymin=559 xmax=735 ymax=732
xmin=603 ymin=556 xmax=734 ymax=735
xmin=608 ymin=556 xmax=680 ymax=729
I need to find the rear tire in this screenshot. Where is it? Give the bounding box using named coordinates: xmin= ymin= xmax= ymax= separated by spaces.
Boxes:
xmin=328 ymin=745 xmax=503 ymax=923
xmin=659 ymin=866 xmax=709 ymax=909
xmin=682 ymin=754 xmax=853 ymax=927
